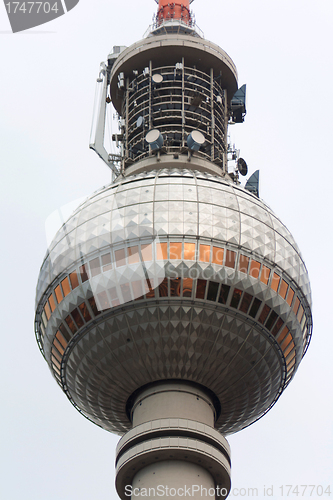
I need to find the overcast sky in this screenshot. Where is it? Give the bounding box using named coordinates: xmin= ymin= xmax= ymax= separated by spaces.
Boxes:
xmin=1 ymin=1 xmax=332 ymax=499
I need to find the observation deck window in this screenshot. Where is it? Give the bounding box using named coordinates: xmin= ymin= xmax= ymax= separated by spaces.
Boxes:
xmin=184 ymin=243 xmax=196 ymax=261
xmin=225 ymin=250 xmax=236 ymax=269
xmin=69 ymin=271 xmax=79 ymax=289
xmin=260 ymin=265 xmax=271 ymax=285
xmin=61 ymin=277 xmax=71 ymax=297
xmin=271 ymin=272 xmax=280 ymax=292
xmin=249 ymin=260 xmax=261 ymax=279
xmin=127 ymin=246 xmax=140 ymax=265
xmin=239 ymin=255 xmax=249 ymax=274
xmin=102 ymin=253 xmax=112 ymax=271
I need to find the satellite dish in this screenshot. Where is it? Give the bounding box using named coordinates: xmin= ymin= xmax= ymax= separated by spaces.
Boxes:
xmin=152 ymin=74 xmax=163 ymax=84
xmin=237 ymin=158 xmax=248 ymax=176
xmin=187 ymin=130 xmax=205 ymax=151
xmin=145 ymin=129 xmax=164 ymax=150
xmin=136 ymin=116 xmax=145 ymax=128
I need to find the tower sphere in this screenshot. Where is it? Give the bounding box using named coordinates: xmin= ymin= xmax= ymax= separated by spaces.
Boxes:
xmin=35 ymin=168 xmax=312 ymax=435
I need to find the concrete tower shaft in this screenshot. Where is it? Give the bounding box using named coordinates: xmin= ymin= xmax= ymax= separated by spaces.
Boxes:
xmin=116 ymin=382 xmax=231 ymax=499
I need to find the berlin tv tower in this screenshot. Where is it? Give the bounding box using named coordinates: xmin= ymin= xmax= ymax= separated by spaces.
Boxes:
xmin=35 ymin=1 xmax=312 ymax=498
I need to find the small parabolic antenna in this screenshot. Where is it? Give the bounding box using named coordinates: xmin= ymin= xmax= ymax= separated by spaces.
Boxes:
xmin=237 ymin=158 xmax=248 ymax=176
xmin=152 ymin=74 xmax=163 ymax=84
xmin=136 ymin=116 xmax=145 ymax=128
xmin=187 ymin=130 xmax=205 ymax=151
xmin=145 ymin=129 xmax=164 ymax=150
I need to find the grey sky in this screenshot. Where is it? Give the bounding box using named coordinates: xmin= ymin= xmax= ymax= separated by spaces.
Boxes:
xmin=0 ymin=1 xmax=332 ymax=499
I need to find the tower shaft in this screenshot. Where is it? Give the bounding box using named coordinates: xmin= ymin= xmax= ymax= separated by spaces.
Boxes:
xmin=115 ymin=382 xmax=231 ymax=499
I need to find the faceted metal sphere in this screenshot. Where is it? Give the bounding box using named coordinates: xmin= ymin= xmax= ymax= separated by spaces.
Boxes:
xmin=35 ymin=168 xmax=312 ymax=435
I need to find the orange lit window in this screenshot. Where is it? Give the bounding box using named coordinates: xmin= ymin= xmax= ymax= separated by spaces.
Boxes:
xmin=115 ymin=249 xmax=126 ymax=267
xmin=55 ymin=331 xmax=67 ymax=349
xmin=65 ymin=315 xmax=77 ymax=334
xmin=52 ymin=361 xmax=61 ymax=374
xmin=132 ymin=280 xmax=144 ymax=300
xmin=158 ymin=278 xmax=168 ymax=297
xmin=284 ymin=341 xmax=295 ymax=357
xmin=260 ymin=265 xmax=271 ymax=285
xmin=48 ymin=294 xmax=56 ymax=312
xmin=156 ymin=243 xmax=168 ymax=261
xmin=51 ymin=359 xmax=61 ymax=374
xmin=69 ymin=271 xmax=79 ymax=289
xmin=286 ymin=348 xmax=296 ymax=362
xmin=89 ymin=257 xmax=101 ymax=277
xmin=279 ymin=280 xmax=288 ymax=299
xmin=293 ymin=297 xmax=300 ymax=315
xmin=55 ymin=285 xmax=63 ymax=304
xmin=44 ymin=302 xmax=51 ymax=320
xmin=259 ymin=304 xmax=271 ymax=324
xmin=170 ymin=278 xmax=182 ymax=297
xmin=128 ymin=246 xmax=140 ymax=264
xmin=286 ymin=287 xmax=295 ymax=306
xmin=88 ymin=296 xmax=100 ymax=316
xmin=51 ymin=348 xmax=62 ymax=363
xmin=281 ymin=334 xmax=293 ymax=353
xmin=78 ymin=302 xmax=92 ymax=322
xmin=184 ymin=243 xmax=196 ymax=261
xmin=199 ymin=245 xmax=210 ymax=263
xmin=225 ymin=250 xmax=236 ymax=268
xmin=183 ymin=278 xmax=193 ymax=297
xmin=53 ymin=339 xmax=65 ymax=356
xmin=170 ymin=242 xmax=182 ymax=260
xmin=102 ymin=253 xmax=112 ymax=271
xmin=127 ymin=245 xmax=140 ymax=264
xmin=141 ymin=244 xmax=152 ymax=262
xmin=297 ymin=304 xmax=304 ymax=323
xmin=287 ymin=357 xmax=296 ymax=373
xmin=59 ymin=323 xmax=71 ymax=343
xmin=238 ymin=254 xmax=249 ymax=273
xmin=249 ymin=260 xmax=261 ymax=279
xmin=271 ymin=272 xmax=280 ymax=292
xmin=212 ymin=247 xmax=224 ymax=265
xmin=51 ymin=347 xmax=62 ymax=363
xmin=196 ymin=279 xmax=206 ymax=299
xmin=71 ymin=308 xmax=84 ymax=328
xmin=277 ymin=326 xmax=289 ymax=344
xmin=61 ymin=277 xmax=71 ymax=297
